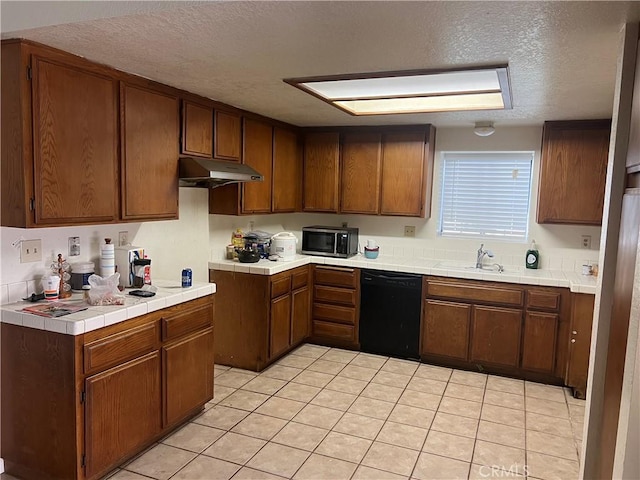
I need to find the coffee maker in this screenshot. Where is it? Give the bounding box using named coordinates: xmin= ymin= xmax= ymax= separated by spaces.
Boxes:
xmin=114 ymin=246 xmax=145 ymax=288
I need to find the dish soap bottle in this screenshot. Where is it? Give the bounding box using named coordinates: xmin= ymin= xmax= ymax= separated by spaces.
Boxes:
xmin=526 ymin=240 xmax=540 ymax=269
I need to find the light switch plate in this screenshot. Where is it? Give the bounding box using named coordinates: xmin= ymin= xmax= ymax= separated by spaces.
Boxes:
xmin=21 ymin=239 xmax=42 ymax=263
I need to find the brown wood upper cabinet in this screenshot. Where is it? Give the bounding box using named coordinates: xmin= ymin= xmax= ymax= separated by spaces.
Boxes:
xmin=1 ymin=42 xmax=119 ymax=227
xmin=341 ymin=132 xmax=382 ymax=214
xmin=380 ymin=129 xmax=434 ymax=217
xmin=305 ymin=126 xmax=435 ymax=217
xmin=537 ymin=120 xmax=611 ymax=225
xmin=242 ymin=118 xmax=273 ymax=213
xmin=181 ymin=101 xmax=213 ymax=157
xmin=209 ymin=122 xmax=301 ymax=215
xmin=214 ymin=110 xmax=242 ymax=161
xmin=273 ymin=127 xmax=302 ymax=212
xmin=303 ymin=132 xmax=341 ymax=212
xmin=121 ymin=83 xmax=179 ymax=221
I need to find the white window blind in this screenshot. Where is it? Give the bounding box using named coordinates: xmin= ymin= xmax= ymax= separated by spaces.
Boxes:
xmin=439 ymin=152 xmax=534 ymax=240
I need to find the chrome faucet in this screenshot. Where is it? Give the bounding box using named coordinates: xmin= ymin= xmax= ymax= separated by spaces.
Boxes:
xmin=476 ymin=244 xmax=494 ymax=269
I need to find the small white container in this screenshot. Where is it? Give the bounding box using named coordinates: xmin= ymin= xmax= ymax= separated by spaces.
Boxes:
xmin=42 ymin=275 xmax=61 ymax=300
xmin=71 ymin=262 xmax=95 ymax=292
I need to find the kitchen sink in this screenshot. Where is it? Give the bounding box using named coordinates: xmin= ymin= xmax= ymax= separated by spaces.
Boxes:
xmin=434 ymin=261 xmax=507 ymax=273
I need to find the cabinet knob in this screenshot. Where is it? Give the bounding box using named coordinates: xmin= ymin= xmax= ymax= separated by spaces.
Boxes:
xmin=571 ymin=339 xmax=576 ymax=343
xmin=572 ymin=330 xmax=577 ymax=335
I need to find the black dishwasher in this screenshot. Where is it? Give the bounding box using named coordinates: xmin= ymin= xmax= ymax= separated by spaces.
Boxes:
xmin=359 ymin=269 xmax=422 ymax=360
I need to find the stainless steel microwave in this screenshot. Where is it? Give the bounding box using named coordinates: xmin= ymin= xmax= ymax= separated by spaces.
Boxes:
xmin=301 ymin=226 xmax=359 ymax=258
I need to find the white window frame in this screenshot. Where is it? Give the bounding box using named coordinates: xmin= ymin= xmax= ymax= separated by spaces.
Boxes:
xmin=438 ymin=151 xmax=534 ymax=242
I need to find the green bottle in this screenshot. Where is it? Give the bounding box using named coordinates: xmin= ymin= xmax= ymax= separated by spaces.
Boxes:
xmin=526 ymin=240 xmax=539 ymax=269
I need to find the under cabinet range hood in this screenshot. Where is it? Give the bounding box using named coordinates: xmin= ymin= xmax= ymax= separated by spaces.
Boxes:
xmin=179 ymin=157 xmax=264 ymax=188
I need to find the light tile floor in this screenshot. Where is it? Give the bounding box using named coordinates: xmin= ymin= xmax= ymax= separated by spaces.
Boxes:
xmin=1 ymin=344 xmax=587 ymax=480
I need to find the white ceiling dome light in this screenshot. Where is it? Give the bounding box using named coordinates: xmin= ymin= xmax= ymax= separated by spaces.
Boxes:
xmin=474 ymin=121 xmax=496 ymax=137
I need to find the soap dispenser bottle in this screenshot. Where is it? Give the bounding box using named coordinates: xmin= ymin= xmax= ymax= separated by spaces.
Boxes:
xmin=526 ymin=240 xmax=540 ymax=269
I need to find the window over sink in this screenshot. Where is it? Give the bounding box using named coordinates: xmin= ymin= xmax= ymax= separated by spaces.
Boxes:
xmin=438 ymin=151 xmax=534 ymax=241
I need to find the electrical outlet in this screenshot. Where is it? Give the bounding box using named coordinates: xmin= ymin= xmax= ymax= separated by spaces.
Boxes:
xmin=581 ymin=235 xmax=592 ymax=249
xmin=68 ymin=236 xmax=80 ymax=256
xmin=404 ymin=226 xmax=416 ymax=237
xmin=342 ymin=222 xmax=348 ymax=228
xmin=20 ymin=239 xmax=42 ymax=263
xmin=118 ymin=231 xmax=129 ymax=247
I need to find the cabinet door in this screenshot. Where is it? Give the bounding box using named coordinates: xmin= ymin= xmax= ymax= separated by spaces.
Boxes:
xmin=214 ymin=110 xmax=241 ymax=161
xmin=85 ymin=351 xmax=161 ymax=479
xmin=537 ymin=120 xmax=610 ymax=225
xmin=163 ymin=328 xmax=214 ymax=426
xmin=566 ymin=294 xmax=595 ymax=397
xmin=341 ymin=132 xmax=382 ymax=214
xmin=182 ymin=101 xmax=213 ymax=157
xmin=32 ymin=56 xmax=118 ymax=225
xmin=521 ymin=312 xmax=558 ymax=373
xmin=270 ymin=294 xmax=292 ymax=359
xmin=273 ymin=127 xmax=302 ymax=212
xmin=470 ymin=306 xmax=522 ymax=367
xmin=380 ymin=131 xmax=426 ymax=216
xmin=121 ymin=83 xmax=179 ymax=220
xmin=242 ymin=118 xmax=273 ymax=213
xmin=303 ymin=132 xmax=340 ymax=212
xmin=422 ymin=300 xmax=470 ymax=361
xmin=291 ymin=286 xmax=310 ymax=346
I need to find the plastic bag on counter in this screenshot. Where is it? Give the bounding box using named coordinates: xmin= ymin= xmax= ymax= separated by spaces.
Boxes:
xmin=87 ymin=273 xmax=125 ymax=305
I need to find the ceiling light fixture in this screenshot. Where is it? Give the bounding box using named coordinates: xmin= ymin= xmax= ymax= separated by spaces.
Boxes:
xmin=474 ymin=121 xmax=496 ymax=137
xmin=284 ymin=65 xmax=512 ymax=116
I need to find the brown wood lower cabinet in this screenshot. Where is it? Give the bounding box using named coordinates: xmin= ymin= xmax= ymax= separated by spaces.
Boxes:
xmin=85 ymin=352 xmax=162 ymax=479
xmin=566 ymin=293 xmax=595 ymax=398
xmin=521 ymin=312 xmax=559 ymax=373
xmin=163 ymin=327 xmax=214 ymax=426
xmin=421 ymin=276 xmax=570 ymax=383
xmin=422 ymin=300 xmax=470 ymax=361
xmin=1 ymin=294 xmax=214 ymax=480
xmin=470 ymin=306 xmax=522 ymax=368
xmin=311 ymin=265 xmax=360 ymax=348
xmin=210 ymin=266 xmax=310 ymax=371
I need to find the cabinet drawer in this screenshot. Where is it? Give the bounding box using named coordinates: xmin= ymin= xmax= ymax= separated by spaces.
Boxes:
xmin=527 ymin=290 xmax=561 ymax=311
xmin=314 ymin=285 xmax=356 ymax=306
xmin=426 ymin=280 xmax=523 ymax=307
xmin=313 ymin=320 xmax=356 ymax=342
xmin=313 ymin=303 xmax=356 ymax=325
xmin=291 ymin=267 xmax=309 ymax=290
xmin=84 ymin=321 xmax=159 ymax=374
xmin=271 ymin=275 xmax=291 ymax=299
xmin=162 ymin=304 xmax=213 ymax=341
xmin=314 ymin=266 xmax=357 ymax=288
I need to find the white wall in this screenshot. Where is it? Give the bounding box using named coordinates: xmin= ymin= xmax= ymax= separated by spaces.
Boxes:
xmin=0 ymin=188 xmax=210 ymax=303
xmin=209 ymin=126 xmax=601 ymax=271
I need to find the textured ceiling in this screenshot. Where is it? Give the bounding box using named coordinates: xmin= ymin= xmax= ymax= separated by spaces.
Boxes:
xmin=3 ymin=1 xmax=640 ymax=128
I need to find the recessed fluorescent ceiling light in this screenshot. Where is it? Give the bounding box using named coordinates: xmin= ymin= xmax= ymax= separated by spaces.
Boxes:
xmin=284 ymin=66 xmax=512 ymax=116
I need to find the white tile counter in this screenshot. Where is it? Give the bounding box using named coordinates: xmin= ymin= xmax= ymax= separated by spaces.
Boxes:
xmin=209 ymin=254 xmax=598 ymax=294
xmin=0 ymin=280 xmax=216 ymax=335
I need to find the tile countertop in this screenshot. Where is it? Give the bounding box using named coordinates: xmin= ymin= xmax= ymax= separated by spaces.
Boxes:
xmin=209 ymin=254 xmax=598 ymax=295
xmin=0 ymin=280 xmax=216 ymax=336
